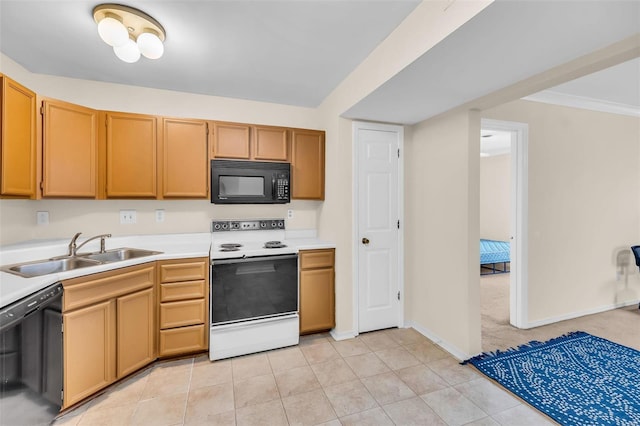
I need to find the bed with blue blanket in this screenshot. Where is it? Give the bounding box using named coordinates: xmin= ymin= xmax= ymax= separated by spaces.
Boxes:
xmin=480 ymin=239 xmax=510 ymax=274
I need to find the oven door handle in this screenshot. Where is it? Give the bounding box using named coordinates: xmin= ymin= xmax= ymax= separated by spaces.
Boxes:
xmin=212 ymin=254 xmax=298 ymax=265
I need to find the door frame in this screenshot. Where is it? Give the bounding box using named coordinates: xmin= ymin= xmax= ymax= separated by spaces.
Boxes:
xmin=480 ymin=118 xmax=529 ymax=328
xmin=352 ymin=121 xmax=405 ymax=336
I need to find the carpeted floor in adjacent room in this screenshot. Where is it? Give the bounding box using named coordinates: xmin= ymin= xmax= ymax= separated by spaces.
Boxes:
xmin=480 ymin=272 xmax=640 ymax=352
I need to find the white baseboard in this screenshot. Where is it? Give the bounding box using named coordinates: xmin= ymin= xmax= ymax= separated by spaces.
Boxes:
xmin=524 ymin=299 xmax=640 ymax=329
xmin=330 ymin=328 xmax=358 ymax=341
xmin=404 ymin=321 xmax=473 ymax=361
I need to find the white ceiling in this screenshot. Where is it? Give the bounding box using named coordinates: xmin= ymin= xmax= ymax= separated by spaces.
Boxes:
xmin=343 ymin=0 xmax=640 ymax=124
xmin=0 ymin=0 xmax=638 ymax=124
xmin=0 ymin=0 xmax=420 ymax=107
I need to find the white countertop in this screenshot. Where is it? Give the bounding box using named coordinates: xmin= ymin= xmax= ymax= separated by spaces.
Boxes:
xmin=0 ymin=231 xmax=334 ymax=308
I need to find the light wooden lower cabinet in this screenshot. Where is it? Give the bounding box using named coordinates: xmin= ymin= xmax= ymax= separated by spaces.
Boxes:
xmin=299 ymin=249 xmax=335 ymax=334
xmin=63 ymin=299 xmax=116 ymax=408
xmin=117 ymin=288 xmax=155 ymax=378
xmin=157 ymin=258 xmax=209 ymax=357
xmin=62 ymin=263 xmax=155 ymax=408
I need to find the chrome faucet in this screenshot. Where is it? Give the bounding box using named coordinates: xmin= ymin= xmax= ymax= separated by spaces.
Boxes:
xmin=68 ymin=233 xmax=112 ymax=256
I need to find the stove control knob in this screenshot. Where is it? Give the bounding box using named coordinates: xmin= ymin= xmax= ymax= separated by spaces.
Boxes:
xmin=271 ymin=221 xmax=276 ymax=228
xmin=213 ymin=223 xmax=221 ymax=231
xmin=260 ymin=222 xmax=266 ymax=228
xmin=222 ymin=223 xmax=228 ymax=230
xmin=278 ymin=221 xmax=284 ymax=228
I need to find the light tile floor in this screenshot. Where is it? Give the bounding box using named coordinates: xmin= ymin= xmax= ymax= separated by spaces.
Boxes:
xmin=53 ymin=328 xmax=553 ymax=426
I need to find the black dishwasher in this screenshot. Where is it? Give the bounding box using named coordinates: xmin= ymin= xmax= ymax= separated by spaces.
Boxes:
xmin=0 ymin=282 xmax=63 ymax=425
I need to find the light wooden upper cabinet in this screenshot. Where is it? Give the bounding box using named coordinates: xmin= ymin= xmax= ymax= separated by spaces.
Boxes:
xmin=252 ymin=125 xmax=289 ymax=161
xmin=42 ymin=99 xmax=97 ymax=197
xmin=212 ymin=122 xmax=250 ymax=159
xmin=0 ymin=75 xmax=36 ymax=197
xmin=160 ymin=118 xmax=208 ymax=198
xmin=291 ymin=129 xmax=325 ymax=200
xmin=105 ymin=112 xmax=157 ymax=198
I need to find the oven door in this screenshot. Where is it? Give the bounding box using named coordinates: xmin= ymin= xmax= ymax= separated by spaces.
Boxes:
xmin=211 ymin=254 xmax=298 ymax=326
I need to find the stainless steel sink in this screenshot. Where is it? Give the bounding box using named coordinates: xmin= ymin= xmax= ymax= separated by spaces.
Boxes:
xmin=78 ymin=248 xmax=161 ymax=263
xmin=2 ymin=257 xmax=102 ymax=278
xmin=1 ymin=248 xmax=162 ymax=278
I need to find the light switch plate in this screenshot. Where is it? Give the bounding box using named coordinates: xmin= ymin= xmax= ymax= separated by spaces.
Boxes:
xmin=155 ymin=209 xmax=165 ymax=223
xmin=36 ymin=211 xmax=49 ymax=225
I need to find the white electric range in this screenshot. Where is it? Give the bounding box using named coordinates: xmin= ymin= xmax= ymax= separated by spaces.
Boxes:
xmin=209 ymin=219 xmax=299 ymax=360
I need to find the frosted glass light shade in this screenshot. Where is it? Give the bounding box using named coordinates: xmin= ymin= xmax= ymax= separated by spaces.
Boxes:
xmin=137 ymin=32 xmax=164 ymax=59
xmin=97 ymin=16 xmax=128 ymax=47
xmin=113 ymin=38 xmax=140 ymax=63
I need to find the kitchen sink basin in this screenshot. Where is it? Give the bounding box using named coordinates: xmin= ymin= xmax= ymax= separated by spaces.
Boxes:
xmin=2 ymin=257 xmax=102 ymax=278
xmin=78 ymin=248 xmax=161 ymax=263
xmin=1 ymin=248 xmax=163 ymax=278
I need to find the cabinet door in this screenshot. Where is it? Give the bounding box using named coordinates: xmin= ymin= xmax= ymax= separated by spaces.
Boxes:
xmin=300 ymin=268 xmax=335 ymax=334
xmin=252 ymin=126 xmax=288 ymax=161
xmin=161 ymin=118 xmax=208 ymax=198
xmin=291 ymin=129 xmax=325 ymax=200
xmin=42 ymin=99 xmax=97 ymax=197
xmin=105 ymin=112 xmax=157 ymax=198
xmin=63 ymin=299 xmax=116 ymax=408
xmin=117 ymin=288 xmax=155 ymax=378
xmin=0 ymin=76 xmax=36 ymax=197
xmin=212 ymin=122 xmax=250 ymax=159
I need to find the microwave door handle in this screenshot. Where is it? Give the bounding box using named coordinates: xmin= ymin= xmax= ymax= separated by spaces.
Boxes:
xmin=271 ymin=176 xmax=276 ymax=198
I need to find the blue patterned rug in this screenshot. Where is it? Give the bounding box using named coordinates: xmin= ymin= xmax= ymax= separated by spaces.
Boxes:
xmin=464 ymin=331 xmax=640 ymax=425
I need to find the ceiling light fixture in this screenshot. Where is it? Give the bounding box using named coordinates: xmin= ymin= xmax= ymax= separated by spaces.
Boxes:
xmin=93 ymin=4 xmax=165 ymax=63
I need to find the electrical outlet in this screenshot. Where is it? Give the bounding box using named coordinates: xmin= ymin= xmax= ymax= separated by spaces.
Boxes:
xmin=155 ymin=209 xmax=165 ymax=223
xmin=36 ymin=211 xmax=49 ymax=225
xmin=287 ymin=209 xmax=294 ymax=219
xmin=120 ymin=209 xmax=136 ymax=224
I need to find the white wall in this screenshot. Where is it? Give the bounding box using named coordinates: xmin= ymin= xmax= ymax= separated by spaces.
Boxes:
xmin=479 ymin=154 xmax=510 ymax=241
xmin=483 ymin=100 xmax=640 ymax=323
xmin=404 ymin=110 xmax=482 ymax=358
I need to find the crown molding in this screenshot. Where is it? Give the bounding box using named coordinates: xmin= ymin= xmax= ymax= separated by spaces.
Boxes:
xmin=522 ymin=90 xmax=640 ymax=117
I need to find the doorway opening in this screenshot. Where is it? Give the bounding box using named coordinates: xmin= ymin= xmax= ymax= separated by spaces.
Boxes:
xmin=480 ymin=119 xmax=529 ymax=338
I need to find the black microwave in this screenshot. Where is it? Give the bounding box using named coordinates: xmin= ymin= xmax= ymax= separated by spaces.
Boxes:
xmin=211 ymin=160 xmax=290 ymax=204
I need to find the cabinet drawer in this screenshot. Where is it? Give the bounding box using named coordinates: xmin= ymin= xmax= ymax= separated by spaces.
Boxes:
xmin=160 ymin=299 xmax=206 ymax=329
xmin=159 ymin=324 xmax=207 ymax=357
xmin=160 ymin=280 xmax=206 ymax=302
xmin=63 ymin=264 xmax=155 ymax=312
xmin=159 ymin=260 xmax=207 ymax=283
xmin=300 ymin=249 xmax=335 ymax=270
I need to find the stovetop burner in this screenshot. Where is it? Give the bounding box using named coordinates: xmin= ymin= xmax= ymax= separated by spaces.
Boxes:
xmin=219 ymin=247 xmax=240 ymax=252
xmin=264 ymin=241 xmax=287 ymax=249
xmin=220 ymin=243 xmax=243 ymax=249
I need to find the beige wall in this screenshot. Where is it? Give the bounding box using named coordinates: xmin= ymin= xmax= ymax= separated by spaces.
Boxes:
xmin=404 ymin=110 xmax=482 ymax=357
xmin=483 ymin=100 xmax=640 ymax=323
xmin=0 ymin=55 xmax=320 ymax=245
xmin=315 ymin=1 xmax=490 ymax=338
xmin=0 ymin=2 xmax=492 ymax=354
xmin=480 ymin=154 xmax=510 ymax=241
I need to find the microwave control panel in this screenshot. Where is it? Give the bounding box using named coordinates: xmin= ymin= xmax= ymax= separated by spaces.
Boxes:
xmin=275 ymin=172 xmax=290 ymax=201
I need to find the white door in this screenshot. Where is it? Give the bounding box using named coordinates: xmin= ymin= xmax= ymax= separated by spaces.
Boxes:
xmin=354 ymin=122 xmax=402 ymax=333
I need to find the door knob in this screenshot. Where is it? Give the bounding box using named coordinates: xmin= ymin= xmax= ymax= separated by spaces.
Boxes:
xmin=362 ymin=237 xmax=370 ymax=245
